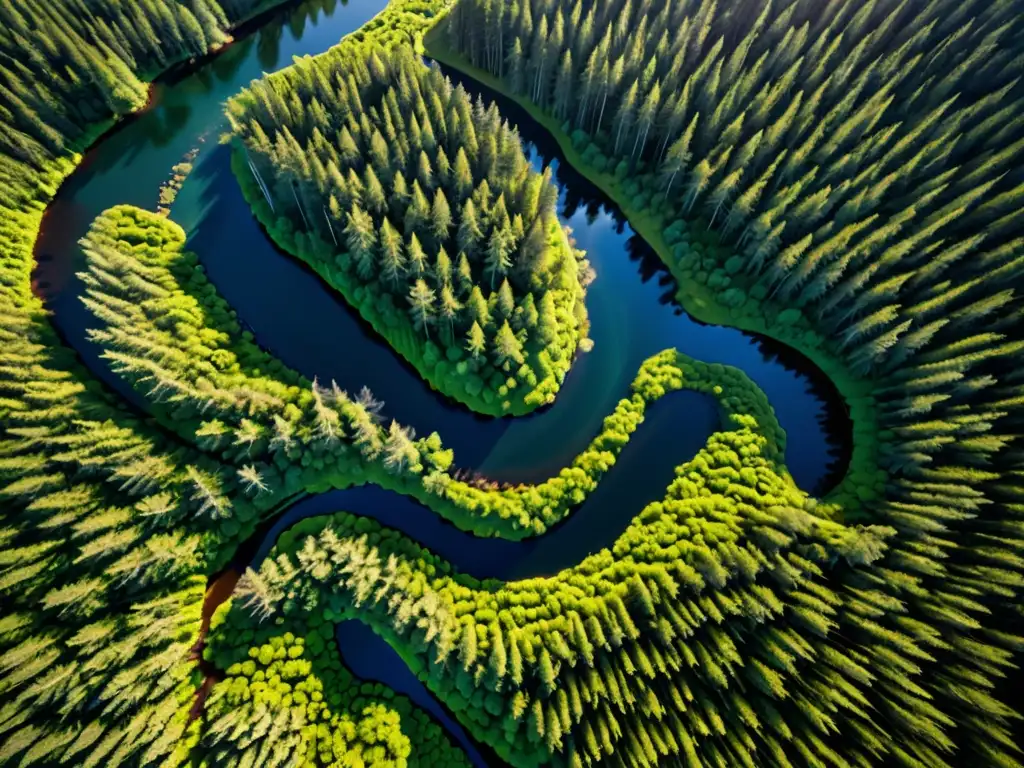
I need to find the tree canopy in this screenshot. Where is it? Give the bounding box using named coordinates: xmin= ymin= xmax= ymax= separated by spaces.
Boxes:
xmin=1 ymin=0 xmax=1023 ymax=766
xmin=440 ymin=0 xmax=1024 ymax=764
xmin=229 ymin=44 xmax=592 ymax=414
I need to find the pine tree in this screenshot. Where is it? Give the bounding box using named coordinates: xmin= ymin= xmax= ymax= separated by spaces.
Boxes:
xmin=434 ymin=246 xmax=452 ymax=285
xmin=496 ymin=278 xmax=515 ymax=320
xmin=466 ymin=321 xmax=487 ymax=359
xmin=493 ymin=320 xmax=524 ymax=367
xmin=489 ymin=621 xmax=508 ymax=682
xmin=467 ymin=285 xmax=491 ymax=328
xmin=459 ymin=624 xmax=479 ymax=671
xmin=406 ymin=181 xmax=431 ymax=232
xmin=613 ymin=81 xmax=639 ymax=155
xmin=632 ymin=81 xmax=661 ymax=160
xmin=338 ymin=125 xmax=359 ymax=163
xmin=456 ymin=252 xmax=474 ymax=297
xmin=438 ymin=284 xmax=462 ymax=342
xmin=391 ymin=171 xmax=410 ymax=218
xmin=342 ymin=202 xmax=376 ymax=277
xmin=408 ymin=279 xmax=436 ymax=337
xmin=485 ymin=226 xmax=513 ymax=289
xmin=379 ymin=218 xmax=406 ymax=287
xmin=431 ymin=188 xmax=452 ymax=241
xmin=453 ymin=146 xmax=474 ymax=199
xmin=363 ymin=164 xmax=387 ymax=214
xmin=457 ymin=198 xmax=485 ymax=256
xmin=538 ymin=648 xmax=557 ymax=694
xmin=417 ymin=149 xmax=434 ymax=188
xmin=382 ymin=420 xmax=419 ymax=473
xmin=553 ymin=51 xmax=574 ymax=122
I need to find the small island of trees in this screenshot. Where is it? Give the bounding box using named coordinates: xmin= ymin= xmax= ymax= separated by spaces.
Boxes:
xmin=2 ymin=0 xmax=1024 ymax=767
xmin=228 ymin=45 xmax=593 ymax=415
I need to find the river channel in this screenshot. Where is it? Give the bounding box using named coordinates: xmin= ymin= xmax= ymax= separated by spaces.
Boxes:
xmin=32 ymin=0 xmax=853 ymax=763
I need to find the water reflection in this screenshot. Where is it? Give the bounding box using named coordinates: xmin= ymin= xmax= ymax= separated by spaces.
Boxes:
xmin=34 ymin=0 xmax=850 ymax=498
xmin=33 ymin=0 xmax=388 ymax=404
xmin=335 ymin=621 xmax=493 ymax=768
xmin=257 ymin=23 xmax=284 ymax=69
xmin=28 ymin=1 xmax=856 ymax=761
xmin=435 ymin=60 xmax=851 ymax=494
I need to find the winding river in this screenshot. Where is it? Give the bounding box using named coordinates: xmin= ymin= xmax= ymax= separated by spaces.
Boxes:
xmin=32 ymin=0 xmax=852 ymax=763
xmin=35 ymin=0 xmax=847 ymax=495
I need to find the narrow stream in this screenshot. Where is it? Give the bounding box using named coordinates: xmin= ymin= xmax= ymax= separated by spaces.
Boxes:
xmin=335 ymin=620 xmax=493 ymax=768
xmin=31 ymin=1 xmax=854 ymax=763
xmin=247 ymin=392 xmax=715 ymax=580
xmin=33 ymin=0 xmax=847 ymax=497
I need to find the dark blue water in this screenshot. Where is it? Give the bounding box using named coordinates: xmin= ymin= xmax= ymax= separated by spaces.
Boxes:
xmin=34 ymin=0 xmax=846 ymax=496
xmin=246 ymin=390 xmax=714 ymax=580
xmin=176 ymin=138 xmax=843 ymax=490
xmin=32 ymin=2 xmax=853 ymax=763
xmin=34 ymin=0 xmax=388 ymax=408
xmin=335 ymin=621 xmax=491 ymax=768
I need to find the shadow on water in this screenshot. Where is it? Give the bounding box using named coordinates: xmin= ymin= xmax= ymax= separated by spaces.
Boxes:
xmin=180 ymin=130 xmax=845 ymax=493
xmin=32 ymin=0 xmax=856 ymax=760
xmin=245 ymin=391 xmax=716 ymax=582
xmin=335 ymin=620 xmax=494 ymax=768
xmin=32 ymin=0 xmax=388 ymax=403
xmin=34 ymin=0 xmax=850 ymax=497
xmin=433 ymin=57 xmax=852 ymax=496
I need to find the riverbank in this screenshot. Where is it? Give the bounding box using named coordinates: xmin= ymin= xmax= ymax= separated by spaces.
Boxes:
xmin=6 ymin=1 xmax=1022 ymax=768
xmin=8 ymin=3 xmax=485 ymax=764
xmin=423 ymin=32 xmax=882 ymax=514
xmin=74 ymin=206 xmax=788 ymax=545
xmin=41 ymin=7 xmax=864 ymax=757
xmin=229 ymin=137 xmax=591 ymax=417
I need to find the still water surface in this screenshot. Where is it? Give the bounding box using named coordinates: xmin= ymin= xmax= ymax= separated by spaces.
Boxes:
xmin=33 ymin=0 xmax=852 ymax=761
xmin=35 ymin=0 xmax=845 ymax=497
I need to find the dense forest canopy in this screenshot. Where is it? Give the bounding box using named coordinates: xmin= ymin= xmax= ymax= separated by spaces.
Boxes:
xmin=0 ymin=0 xmax=254 ymax=166
xmin=80 ymin=206 xmax=783 ymax=544
xmin=210 ymin=416 xmax=891 ymax=768
xmin=83 ymin=204 xmax=896 ymax=768
xmin=0 ymin=0 xmax=1023 ymax=766
xmin=438 ymin=0 xmax=1024 ymax=764
xmin=445 ymin=0 xmax=1024 ymax=379
xmin=0 ymin=1 xmax=470 ymax=765
xmin=229 ymin=44 xmax=592 ymax=414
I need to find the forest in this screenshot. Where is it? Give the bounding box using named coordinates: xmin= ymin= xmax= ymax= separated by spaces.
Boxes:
xmin=0 ymin=0 xmax=1023 ymax=766
xmin=80 ymin=206 xmax=789 ymax=543
xmin=432 ymin=0 xmax=1024 ymax=763
xmin=229 ymin=44 xmax=592 ymax=414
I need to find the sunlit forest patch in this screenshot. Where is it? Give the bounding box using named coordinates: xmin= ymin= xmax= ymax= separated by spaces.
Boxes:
xmin=1 ymin=0 xmax=1023 ymax=766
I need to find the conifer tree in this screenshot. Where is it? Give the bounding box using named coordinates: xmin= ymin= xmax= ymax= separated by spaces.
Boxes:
xmin=408 ymin=278 xmax=437 ymax=338
xmin=466 ymin=321 xmax=487 ymax=359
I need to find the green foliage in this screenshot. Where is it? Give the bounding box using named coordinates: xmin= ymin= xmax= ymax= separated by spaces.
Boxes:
xmin=80 ymin=206 xmax=788 ymax=541
xmin=76 ymin=200 xmax=908 ymax=768
xmin=201 ymin=630 xmax=467 ymax=767
xmin=212 ymin=428 xmax=892 ymax=767
xmin=0 ymin=1 xmax=303 ymax=765
xmin=3 ymin=1 xmax=1024 ymax=767
xmin=437 ymin=0 xmax=1024 ymax=764
xmin=0 ymin=0 xmax=279 ymax=167
xmin=229 ymin=42 xmax=591 ymax=414
xmin=0 ymin=2 xmax=488 ymax=766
